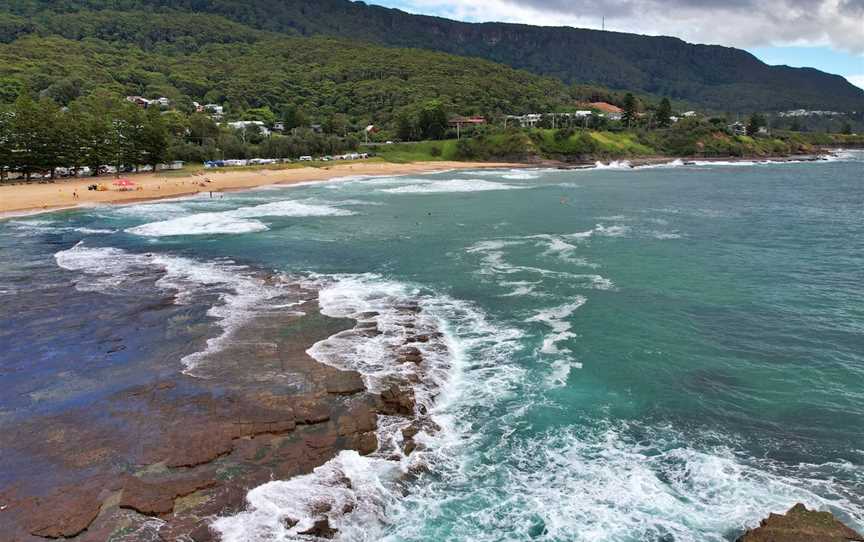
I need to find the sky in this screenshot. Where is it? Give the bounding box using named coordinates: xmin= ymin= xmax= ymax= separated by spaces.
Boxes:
xmin=368 ymin=0 xmax=864 ymax=90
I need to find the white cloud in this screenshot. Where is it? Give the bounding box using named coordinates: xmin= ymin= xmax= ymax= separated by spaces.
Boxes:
xmin=848 ymin=74 xmax=864 ymax=90
xmin=398 ymin=0 xmax=864 ymax=54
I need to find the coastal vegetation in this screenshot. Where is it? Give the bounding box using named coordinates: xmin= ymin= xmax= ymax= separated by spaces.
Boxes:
xmin=2 ymin=0 xmax=863 ymax=112
xmin=0 ymin=1 xmax=861 ymax=181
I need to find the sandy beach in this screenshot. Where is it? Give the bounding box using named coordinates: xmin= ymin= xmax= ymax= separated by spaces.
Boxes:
xmin=0 ymin=160 xmax=520 ymax=217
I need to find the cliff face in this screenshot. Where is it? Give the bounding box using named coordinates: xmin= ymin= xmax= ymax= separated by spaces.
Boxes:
xmin=738 ymin=503 xmax=864 ymax=542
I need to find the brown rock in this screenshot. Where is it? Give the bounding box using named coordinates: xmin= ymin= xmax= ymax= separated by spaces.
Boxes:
xmin=401 ymin=422 xmax=421 ymax=440
xmin=352 ymin=432 xmax=379 ymax=456
xmin=120 ymin=474 xmax=217 ymax=517
xmin=737 ymin=503 xmax=863 ymax=542
xmin=406 ymin=335 xmax=430 ymax=343
xmin=380 ymin=385 xmax=416 ymax=416
xmin=189 ymin=521 xmax=215 ymax=542
xmin=300 ymin=518 xmax=337 ymax=539
xmin=165 ymin=431 xmax=234 ymax=468
xmin=400 ymin=347 xmax=423 ymax=364
xmin=27 ymin=486 xmax=102 ymax=539
xmin=326 ymin=370 xmax=366 ymax=395
xmin=336 ymin=405 xmax=377 ymax=437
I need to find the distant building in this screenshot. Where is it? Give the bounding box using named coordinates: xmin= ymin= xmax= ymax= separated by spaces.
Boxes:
xmin=448 ymin=115 xmax=487 ymax=127
xmin=126 ymin=96 xmax=151 ymax=108
xmin=226 ymin=120 xmax=270 ymax=136
xmin=589 ymin=102 xmax=624 ymax=120
xmin=682 ymin=111 xmax=697 ymax=117
xmin=126 ymin=96 xmax=170 ymax=108
xmin=192 ymin=101 xmax=205 ymax=113
xmin=273 ymin=122 xmax=285 ymax=132
xmin=506 ymin=114 xmax=543 ymax=128
xmin=204 ymin=104 xmax=224 ymax=118
xmin=729 ymin=121 xmax=747 ymax=136
xmin=310 ymin=124 xmax=323 ymax=133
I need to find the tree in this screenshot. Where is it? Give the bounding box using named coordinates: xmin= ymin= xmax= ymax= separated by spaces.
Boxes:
xmin=323 ymin=113 xmax=349 ymax=136
xmin=282 ymin=105 xmax=308 ymax=131
xmin=655 ymin=97 xmax=672 ymax=128
xmin=417 ymin=100 xmax=448 ymax=140
xmin=0 ymin=104 xmax=12 ymax=182
xmin=245 ymin=106 xmax=277 ymax=125
xmin=842 ymin=122 xmax=853 ymax=135
xmin=395 ymin=109 xmax=418 ymax=141
xmin=746 ymin=113 xmax=766 ymax=136
xmin=139 ymin=108 xmax=169 ymax=171
xmin=8 ymin=93 xmax=62 ymax=180
xmin=622 ymin=93 xmax=638 ymax=128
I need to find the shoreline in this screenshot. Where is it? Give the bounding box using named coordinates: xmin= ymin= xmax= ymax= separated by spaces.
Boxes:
xmin=0 ymin=160 xmax=521 ymax=218
xmin=0 ymin=151 xmax=844 ymax=219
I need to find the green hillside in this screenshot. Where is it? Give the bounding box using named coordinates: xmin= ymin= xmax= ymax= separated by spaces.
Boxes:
xmin=0 ymin=31 xmax=570 ymax=124
xmin=3 ymin=0 xmax=861 ymax=112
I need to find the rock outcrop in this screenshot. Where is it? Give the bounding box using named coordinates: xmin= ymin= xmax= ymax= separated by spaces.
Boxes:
xmin=738 ymin=503 xmax=863 ymax=542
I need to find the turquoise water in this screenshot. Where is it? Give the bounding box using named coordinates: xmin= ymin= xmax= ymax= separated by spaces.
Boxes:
xmin=1 ymin=154 xmax=863 ymax=540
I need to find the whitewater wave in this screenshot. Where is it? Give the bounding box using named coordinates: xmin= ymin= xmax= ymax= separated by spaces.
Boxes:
xmin=54 ymin=243 xmax=304 ymax=372
xmin=127 ymin=200 xmax=354 ymax=237
xmin=466 ymin=235 xmax=614 ymax=294
xmin=420 ymin=422 xmax=864 ymax=542
xmin=528 ymin=301 xmax=585 ymax=350
xmin=381 ymin=179 xmax=525 ymax=194
xmin=213 ymin=273 xmax=524 ymax=541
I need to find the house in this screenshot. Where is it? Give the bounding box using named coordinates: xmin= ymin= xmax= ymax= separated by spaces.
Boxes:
xmin=192 ymin=101 xmax=205 ymax=113
xmin=505 ymin=114 xmax=542 ymax=128
xmin=448 ymin=115 xmax=487 ymax=127
xmin=227 ymin=120 xmax=270 ymax=136
xmin=126 ymin=96 xmax=151 ymax=108
xmin=309 ymin=124 xmax=323 ymax=133
xmin=273 ymin=122 xmax=285 ymax=132
xmin=729 ymin=121 xmax=747 ymax=136
xmin=682 ymin=111 xmax=697 ymax=117
xmin=204 ymin=104 xmax=224 ymax=118
xmin=153 ymin=97 xmax=170 ymax=108
xmin=589 ymin=102 xmax=624 ymax=120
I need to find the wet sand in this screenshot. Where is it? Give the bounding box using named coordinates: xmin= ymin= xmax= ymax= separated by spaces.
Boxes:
xmin=0 ymin=161 xmax=521 ymax=217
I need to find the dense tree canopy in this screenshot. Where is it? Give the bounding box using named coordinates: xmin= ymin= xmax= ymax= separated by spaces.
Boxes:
xmin=2 ymin=0 xmax=862 ymax=112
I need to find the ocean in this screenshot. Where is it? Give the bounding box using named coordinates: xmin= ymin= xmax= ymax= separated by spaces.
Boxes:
xmin=1 ymin=153 xmax=862 ymax=541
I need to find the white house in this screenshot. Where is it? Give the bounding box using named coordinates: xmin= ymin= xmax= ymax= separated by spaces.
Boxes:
xmin=227 ymin=120 xmax=270 ymax=136
xmin=205 ymin=104 xmax=225 ymax=117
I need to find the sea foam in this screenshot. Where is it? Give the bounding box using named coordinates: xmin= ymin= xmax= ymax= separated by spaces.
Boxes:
xmin=381 ymin=179 xmax=524 ymax=194
xmin=127 ymin=200 xmax=354 ymax=237
xmin=213 ymin=273 xmax=524 ymax=541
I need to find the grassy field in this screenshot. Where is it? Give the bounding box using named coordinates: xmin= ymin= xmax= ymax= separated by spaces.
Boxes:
xmin=368 ymin=141 xmax=461 ymax=162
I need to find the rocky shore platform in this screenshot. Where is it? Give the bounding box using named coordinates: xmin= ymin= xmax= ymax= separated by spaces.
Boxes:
xmin=0 ymin=287 xmax=425 ymax=541
xmin=738 ymin=504 xmax=863 ymax=542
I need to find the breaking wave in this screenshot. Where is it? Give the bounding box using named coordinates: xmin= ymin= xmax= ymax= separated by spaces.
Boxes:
xmin=127 ymin=200 xmax=354 ymax=237
xmin=212 ymin=273 xmax=524 ymax=541
xmin=381 ymin=179 xmax=525 ymax=194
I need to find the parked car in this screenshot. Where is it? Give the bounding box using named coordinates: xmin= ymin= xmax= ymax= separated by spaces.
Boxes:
xmin=299 ymin=156 xmax=313 ymax=161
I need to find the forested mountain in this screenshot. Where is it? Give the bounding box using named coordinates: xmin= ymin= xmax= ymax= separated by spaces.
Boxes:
xmin=0 ymin=31 xmax=571 ymax=124
xmin=2 ymin=0 xmax=861 ymax=112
